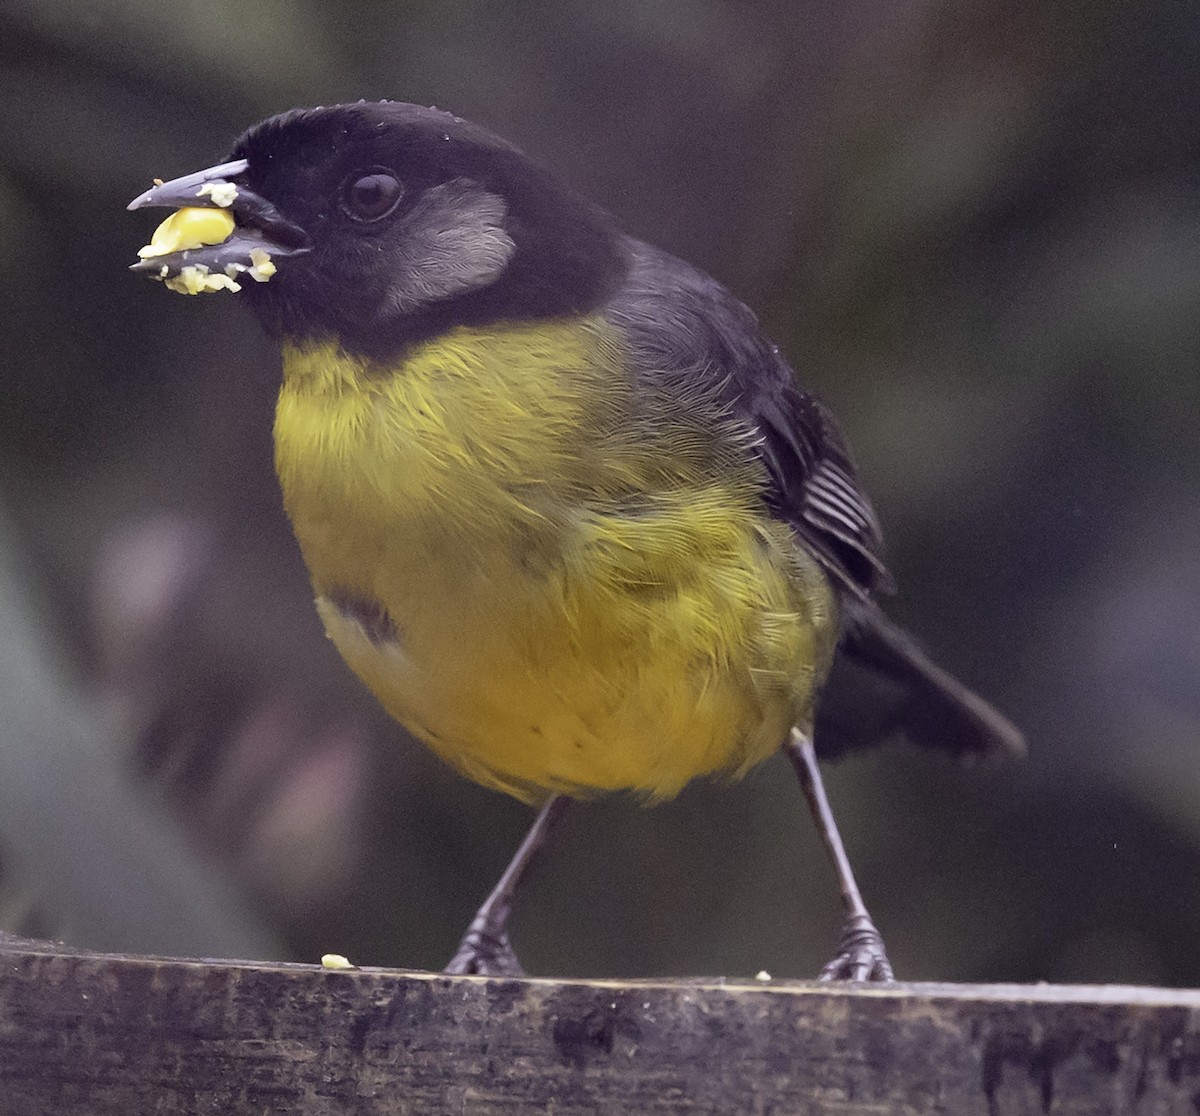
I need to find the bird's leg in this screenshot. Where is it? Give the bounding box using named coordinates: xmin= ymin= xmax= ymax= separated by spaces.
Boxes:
xmin=443 ymin=794 xmax=571 ymax=976
xmin=784 ymin=728 xmax=894 ymax=982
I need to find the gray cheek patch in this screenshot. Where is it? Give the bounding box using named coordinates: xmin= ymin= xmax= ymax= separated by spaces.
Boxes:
xmin=382 ymin=180 xmax=516 ymax=316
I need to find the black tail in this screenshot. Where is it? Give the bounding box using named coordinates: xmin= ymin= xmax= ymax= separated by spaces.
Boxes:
xmin=813 ymin=596 xmax=1025 ymax=763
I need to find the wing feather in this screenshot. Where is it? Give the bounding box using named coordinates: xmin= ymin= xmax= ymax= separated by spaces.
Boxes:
xmin=608 ymin=241 xmax=891 ymax=597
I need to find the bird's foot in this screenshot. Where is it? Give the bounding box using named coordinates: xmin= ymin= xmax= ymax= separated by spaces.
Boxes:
xmin=818 ymin=913 xmax=894 ymax=982
xmin=443 ymin=924 xmax=525 ymax=976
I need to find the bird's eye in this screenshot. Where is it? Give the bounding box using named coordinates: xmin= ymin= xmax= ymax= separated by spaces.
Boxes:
xmin=341 ymin=171 xmax=403 ymax=222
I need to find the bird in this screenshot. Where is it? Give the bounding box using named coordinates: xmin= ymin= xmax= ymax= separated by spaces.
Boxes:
xmin=128 ymin=100 xmax=1023 ymax=981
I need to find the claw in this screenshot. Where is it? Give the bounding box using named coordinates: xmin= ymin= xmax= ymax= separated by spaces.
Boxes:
xmin=818 ymin=913 xmax=894 ymax=982
xmin=443 ymin=925 xmax=526 ymax=976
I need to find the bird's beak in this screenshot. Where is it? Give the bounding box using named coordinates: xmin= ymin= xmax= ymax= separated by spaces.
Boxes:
xmin=128 ymin=159 xmax=310 ymax=295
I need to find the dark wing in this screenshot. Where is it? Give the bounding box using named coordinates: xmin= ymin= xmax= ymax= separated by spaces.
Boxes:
xmin=607 ymin=241 xmax=891 ymax=598
xmin=747 ymin=375 xmax=894 ymax=597
xmin=607 ymin=240 xmax=1024 ymax=762
xmin=739 ymin=344 xmax=1024 ymax=761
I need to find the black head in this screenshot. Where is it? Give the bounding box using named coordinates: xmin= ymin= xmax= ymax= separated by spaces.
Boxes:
xmin=134 ymin=102 xmax=630 ymax=360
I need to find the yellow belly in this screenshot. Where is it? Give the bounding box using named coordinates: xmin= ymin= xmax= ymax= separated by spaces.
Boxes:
xmin=274 ymin=321 xmax=838 ymax=801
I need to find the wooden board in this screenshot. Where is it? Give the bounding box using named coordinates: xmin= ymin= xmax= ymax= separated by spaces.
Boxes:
xmin=2 ymin=934 xmax=1200 ymax=1114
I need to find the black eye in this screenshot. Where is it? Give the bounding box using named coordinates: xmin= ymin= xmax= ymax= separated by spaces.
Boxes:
xmin=340 ymin=170 xmax=403 ymax=222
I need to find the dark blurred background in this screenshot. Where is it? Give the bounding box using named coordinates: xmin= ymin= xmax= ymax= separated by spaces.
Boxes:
xmin=2 ymin=0 xmax=1198 ymax=985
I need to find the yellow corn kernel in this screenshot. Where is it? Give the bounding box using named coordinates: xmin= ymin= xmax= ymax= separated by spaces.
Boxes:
xmin=320 ymin=953 xmax=356 ymax=970
xmin=137 ymin=206 xmax=236 ymax=259
xmin=163 ymin=265 xmax=241 ymax=296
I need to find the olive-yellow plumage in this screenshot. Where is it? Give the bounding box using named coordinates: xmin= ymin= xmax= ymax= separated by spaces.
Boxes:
xmin=275 ymin=321 xmax=838 ymax=800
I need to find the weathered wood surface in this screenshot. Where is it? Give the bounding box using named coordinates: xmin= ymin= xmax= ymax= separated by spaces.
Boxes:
xmin=2 ymin=935 xmax=1200 ymax=1114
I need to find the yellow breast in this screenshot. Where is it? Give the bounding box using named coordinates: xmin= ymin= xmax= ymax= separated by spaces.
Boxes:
xmin=273 ymin=319 xmax=837 ymax=801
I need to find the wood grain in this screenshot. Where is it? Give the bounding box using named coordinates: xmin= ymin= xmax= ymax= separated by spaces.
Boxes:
xmin=2 ymin=934 xmax=1200 ymax=1114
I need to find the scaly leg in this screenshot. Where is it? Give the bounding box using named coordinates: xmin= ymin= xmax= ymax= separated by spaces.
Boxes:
xmin=784 ymin=728 xmax=894 ymax=981
xmin=443 ymin=795 xmax=571 ymax=975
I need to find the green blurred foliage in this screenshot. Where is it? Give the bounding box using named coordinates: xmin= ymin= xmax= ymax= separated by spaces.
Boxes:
xmin=1 ymin=0 xmax=1198 ymax=986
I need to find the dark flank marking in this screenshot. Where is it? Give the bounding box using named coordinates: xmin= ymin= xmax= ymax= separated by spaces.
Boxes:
xmin=328 ymin=587 xmax=401 ymax=645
